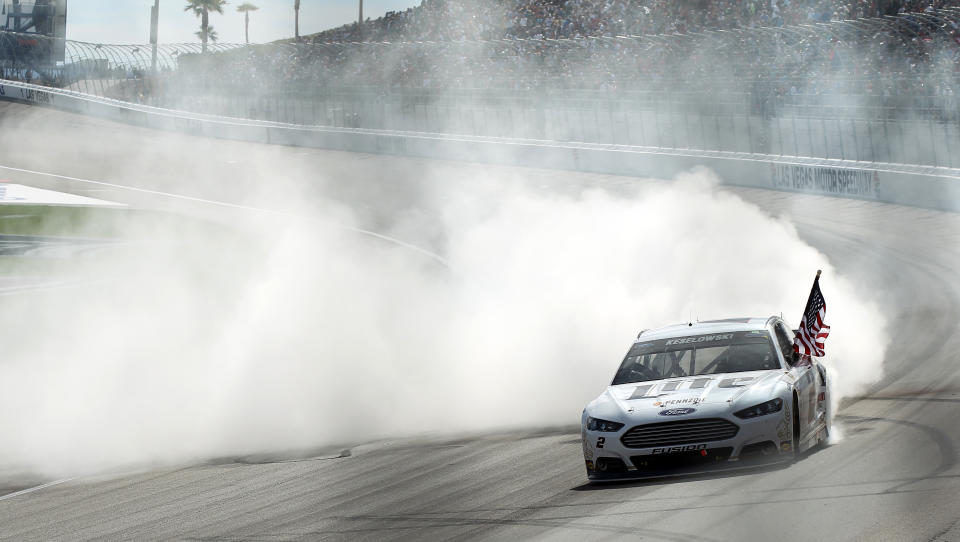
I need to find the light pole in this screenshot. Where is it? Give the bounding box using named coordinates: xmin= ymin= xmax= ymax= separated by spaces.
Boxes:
xmin=358 ymin=0 xmax=363 ymax=39
xmin=150 ymin=0 xmax=159 ymax=72
xmin=294 ymin=0 xmax=299 ymax=41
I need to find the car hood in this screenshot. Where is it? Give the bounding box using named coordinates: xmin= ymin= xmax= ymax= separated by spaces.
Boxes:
xmin=586 ymin=370 xmax=786 ymax=420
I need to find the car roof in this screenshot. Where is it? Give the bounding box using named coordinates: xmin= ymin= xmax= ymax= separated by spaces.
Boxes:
xmin=636 ymin=317 xmax=775 ymax=342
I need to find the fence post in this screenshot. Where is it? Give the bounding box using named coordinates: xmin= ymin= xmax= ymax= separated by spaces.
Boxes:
xmin=944 ymin=121 xmax=957 ymax=169
xmin=820 ymin=117 xmax=829 ymax=159
xmin=928 ymin=118 xmax=939 ymax=167
xmin=882 ymin=115 xmax=892 ymax=163
xmin=849 ymin=117 xmax=859 ymax=161
xmin=715 ymin=115 xmax=722 ymax=152
xmin=836 ymin=117 xmax=845 ymax=161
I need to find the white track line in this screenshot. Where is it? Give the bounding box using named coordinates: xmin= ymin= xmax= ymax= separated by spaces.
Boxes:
xmin=0 ymin=478 xmax=73 ymax=502
xmin=0 ymin=164 xmax=448 ymax=266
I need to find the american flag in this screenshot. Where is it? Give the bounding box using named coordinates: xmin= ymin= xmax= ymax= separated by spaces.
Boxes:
xmin=794 ymin=271 xmax=830 ymax=357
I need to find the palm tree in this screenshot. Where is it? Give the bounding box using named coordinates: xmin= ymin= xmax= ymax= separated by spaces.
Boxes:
xmin=236 ymin=2 xmax=258 ymax=45
xmin=184 ymin=0 xmax=227 ymax=53
xmin=294 ymin=0 xmax=300 ymax=41
xmin=194 ymin=25 xmax=219 ymax=43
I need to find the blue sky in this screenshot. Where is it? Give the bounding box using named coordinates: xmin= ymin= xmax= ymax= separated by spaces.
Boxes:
xmin=65 ymin=1 xmax=419 ymax=44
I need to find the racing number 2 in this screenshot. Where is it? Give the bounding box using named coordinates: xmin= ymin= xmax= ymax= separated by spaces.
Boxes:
xmin=596 ymin=437 xmax=605 ymax=449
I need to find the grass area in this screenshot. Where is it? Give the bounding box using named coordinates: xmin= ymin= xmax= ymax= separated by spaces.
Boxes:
xmin=0 ymin=204 xmax=221 ymax=239
xmin=0 ymin=204 xmax=249 ymax=281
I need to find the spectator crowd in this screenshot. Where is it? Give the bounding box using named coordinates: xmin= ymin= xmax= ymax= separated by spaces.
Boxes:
xmin=159 ymin=0 xmax=958 ymax=117
xmin=2 ymin=0 xmax=957 ymax=116
xmin=311 ymin=0 xmax=957 ymax=42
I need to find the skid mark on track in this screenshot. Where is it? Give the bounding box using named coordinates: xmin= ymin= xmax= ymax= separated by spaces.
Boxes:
xmin=837 ymin=413 xmax=956 ymax=493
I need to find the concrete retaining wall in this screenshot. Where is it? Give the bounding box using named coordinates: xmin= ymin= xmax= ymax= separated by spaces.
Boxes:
xmin=3 ymin=79 xmax=958 ymax=212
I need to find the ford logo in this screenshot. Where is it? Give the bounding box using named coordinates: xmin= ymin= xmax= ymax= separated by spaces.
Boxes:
xmin=659 ymin=408 xmax=696 ymax=416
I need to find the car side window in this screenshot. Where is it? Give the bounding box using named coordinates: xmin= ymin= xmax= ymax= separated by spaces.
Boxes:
xmin=774 ymin=323 xmax=795 ymax=364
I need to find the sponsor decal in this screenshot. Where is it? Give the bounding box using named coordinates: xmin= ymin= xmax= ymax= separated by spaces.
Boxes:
xmin=777 ymin=404 xmax=792 ymax=440
xmin=652 ymin=444 xmax=707 ymax=454
xmin=659 ymin=407 xmax=697 ymax=416
xmin=15 ymin=87 xmax=52 ymax=105
xmin=0 ymin=184 xmax=122 ymax=206
xmin=0 ymin=186 xmax=25 ymax=201
xmin=770 ymin=163 xmax=879 ymax=198
xmin=653 ymin=397 xmax=702 ymax=407
xmin=665 ymin=334 xmax=733 ymax=346
xmin=780 ymin=441 xmax=793 ymax=452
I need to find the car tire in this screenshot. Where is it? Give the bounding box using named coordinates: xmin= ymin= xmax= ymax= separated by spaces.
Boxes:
xmin=792 ymin=394 xmax=801 ymax=459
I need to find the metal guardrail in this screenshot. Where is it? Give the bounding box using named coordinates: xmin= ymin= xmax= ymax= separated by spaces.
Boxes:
xmin=156 ymin=89 xmax=957 ymax=168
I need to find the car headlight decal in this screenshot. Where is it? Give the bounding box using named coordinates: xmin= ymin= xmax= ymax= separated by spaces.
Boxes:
xmin=733 ymin=398 xmax=784 ymax=419
xmin=585 ymin=416 xmax=625 ymax=432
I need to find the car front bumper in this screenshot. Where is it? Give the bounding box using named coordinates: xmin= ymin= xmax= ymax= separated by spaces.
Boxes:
xmin=583 ymin=410 xmax=794 ymax=481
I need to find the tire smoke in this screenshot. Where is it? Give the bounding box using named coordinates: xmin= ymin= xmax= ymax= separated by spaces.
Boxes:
xmin=0 ymin=168 xmax=886 ymax=478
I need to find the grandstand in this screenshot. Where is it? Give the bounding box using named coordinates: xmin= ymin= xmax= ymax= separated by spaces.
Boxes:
xmin=308 ymin=0 xmax=958 ymax=43
xmin=0 ymin=0 xmax=957 ymax=167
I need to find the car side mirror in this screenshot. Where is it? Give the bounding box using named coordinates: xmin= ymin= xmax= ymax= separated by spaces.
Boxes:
xmin=789 ymin=351 xmax=801 ymax=366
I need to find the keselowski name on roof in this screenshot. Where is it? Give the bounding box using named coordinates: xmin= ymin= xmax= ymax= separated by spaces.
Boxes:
xmin=664 ymin=333 xmax=734 ymax=346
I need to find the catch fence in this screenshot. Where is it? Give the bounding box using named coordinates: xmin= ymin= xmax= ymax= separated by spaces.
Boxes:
xmin=162 ymin=85 xmax=959 ymax=168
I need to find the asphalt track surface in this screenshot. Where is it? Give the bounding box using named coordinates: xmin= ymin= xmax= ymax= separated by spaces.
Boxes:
xmin=1 ymin=102 xmax=960 ymax=541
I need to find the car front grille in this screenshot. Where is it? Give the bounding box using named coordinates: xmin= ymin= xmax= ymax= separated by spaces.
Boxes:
xmin=620 ymin=418 xmax=739 ymax=449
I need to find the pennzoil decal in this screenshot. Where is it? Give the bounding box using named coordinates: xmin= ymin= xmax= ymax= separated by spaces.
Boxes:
xmin=653 ymin=397 xmax=702 ymax=407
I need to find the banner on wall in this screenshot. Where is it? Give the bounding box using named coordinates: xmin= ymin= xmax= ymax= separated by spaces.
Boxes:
xmin=0 ymin=182 xmax=123 ymax=206
xmin=770 ymin=163 xmax=879 ymax=199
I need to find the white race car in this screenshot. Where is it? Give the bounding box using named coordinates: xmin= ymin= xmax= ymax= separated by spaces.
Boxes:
xmin=582 ymin=317 xmax=830 ymax=481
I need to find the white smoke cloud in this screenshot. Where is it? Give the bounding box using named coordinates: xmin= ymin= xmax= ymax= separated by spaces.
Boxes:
xmin=0 ymin=167 xmax=886 ymax=478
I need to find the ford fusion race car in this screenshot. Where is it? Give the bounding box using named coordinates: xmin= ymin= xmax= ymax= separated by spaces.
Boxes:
xmin=582 ymin=317 xmax=830 ymax=481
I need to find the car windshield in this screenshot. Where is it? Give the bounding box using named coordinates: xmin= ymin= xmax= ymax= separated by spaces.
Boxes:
xmin=612 ymin=331 xmax=780 ymax=385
